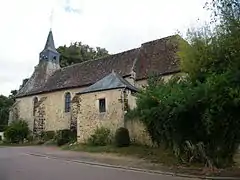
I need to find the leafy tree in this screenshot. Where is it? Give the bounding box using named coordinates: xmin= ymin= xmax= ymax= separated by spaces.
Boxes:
xmin=179 ymin=0 xmax=240 ymax=82
xmin=57 ymin=42 xmax=109 ymax=67
xmin=8 ymin=90 xmax=18 ymax=102
xmin=0 ymin=95 xmax=14 ymax=131
xmin=126 ymin=0 xmax=240 ymax=168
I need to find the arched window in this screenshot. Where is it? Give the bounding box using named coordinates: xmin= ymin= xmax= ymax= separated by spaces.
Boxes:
xmin=33 ymin=97 xmax=38 ymax=116
xmin=65 ymin=92 xmax=71 ymax=112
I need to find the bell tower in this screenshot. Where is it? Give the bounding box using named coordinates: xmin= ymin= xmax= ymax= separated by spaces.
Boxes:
xmin=39 ymin=29 xmax=60 ymax=65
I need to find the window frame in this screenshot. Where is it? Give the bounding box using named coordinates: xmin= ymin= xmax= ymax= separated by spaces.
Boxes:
xmin=64 ymin=92 xmax=71 ymax=113
xmin=99 ymin=98 xmax=106 ymax=113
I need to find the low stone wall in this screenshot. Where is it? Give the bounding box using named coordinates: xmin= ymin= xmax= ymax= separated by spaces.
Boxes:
xmin=126 ymin=120 xmax=152 ymax=146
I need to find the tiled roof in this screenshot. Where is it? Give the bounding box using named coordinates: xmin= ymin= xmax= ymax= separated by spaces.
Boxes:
xmin=16 ymin=35 xmax=181 ymax=98
xmin=77 ymin=71 xmax=138 ymax=95
xmin=134 ymin=35 xmax=180 ymax=80
xmin=41 ymin=48 xmax=139 ymax=92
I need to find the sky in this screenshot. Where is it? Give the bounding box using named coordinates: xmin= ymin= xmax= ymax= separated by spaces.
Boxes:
xmin=0 ymin=0 xmax=210 ymax=96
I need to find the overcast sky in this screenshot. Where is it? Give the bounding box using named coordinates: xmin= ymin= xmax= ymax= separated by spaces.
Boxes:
xmin=0 ymin=0 xmax=210 ymax=96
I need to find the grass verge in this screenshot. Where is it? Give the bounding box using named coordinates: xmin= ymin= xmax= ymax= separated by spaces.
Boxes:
xmin=62 ymin=143 xmax=240 ymax=177
xmin=62 ymin=143 xmax=178 ymax=166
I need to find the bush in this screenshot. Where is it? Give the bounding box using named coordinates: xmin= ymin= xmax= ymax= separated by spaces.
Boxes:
xmin=27 ymin=134 xmax=34 ymax=142
xmin=41 ymin=131 xmax=55 ymax=141
xmin=4 ymin=120 xmax=30 ymax=144
xmin=88 ymin=127 xmax=111 ymax=146
xmin=126 ymin=74 xmax=240 ymax=167
xmin=115 ymin=127 xmax=130 ymax=147
xmin=56 ymin=129 xmax=76 ymax=146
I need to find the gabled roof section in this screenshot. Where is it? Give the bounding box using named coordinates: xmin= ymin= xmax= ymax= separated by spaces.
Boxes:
xmin=43 ymin=30 xmax=58 ymax=53
xmin=77 ymin=71 xmax=138 ymax=95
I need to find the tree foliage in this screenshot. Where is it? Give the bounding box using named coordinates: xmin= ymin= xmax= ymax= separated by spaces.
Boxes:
xmin=0 ymin=95 xmax=14 ymax=131
xmin=4 ymin=120 xmax=30 ymax=143
xmin=57 ymin=42 xmax=109 ymax=67
xmin=126 ymin=0 xmax=240 ymax=168
xmin=88 ymin=127 xmax=111 ymax=146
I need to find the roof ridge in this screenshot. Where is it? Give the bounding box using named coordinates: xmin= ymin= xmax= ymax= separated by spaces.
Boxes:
xmin=60 ymin=47 xmax=141 ymax=71
xmin=113 ymin=71 xmax=137 ymax=90
xmin=77 ymin=71 xmax=138 ymax=95
xmin=59 ymin=34 xmax=179 ymax=71
xmin=141 ymin=34 xmax=180 ymax=46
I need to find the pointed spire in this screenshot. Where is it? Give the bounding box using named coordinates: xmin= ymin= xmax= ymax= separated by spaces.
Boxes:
xmin=39 ymin=29 xmax=60 ymax=64
xmin=43 ymin=29 xmax=58 ymax=53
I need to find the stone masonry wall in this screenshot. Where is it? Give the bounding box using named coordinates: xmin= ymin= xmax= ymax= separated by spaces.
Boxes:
xmin=9 ymin=101 xmax=20 ymax=125
xmin=126 ymin=120 xmax=153 ymax=146
xmin=17 ymin=96 xmax=35 ymax=131
xmin=77 ymin=89 xmax=125 ymax=143
xmin=70 ymin=96 xmax=80 ymax=132
xmin=16 ymin=87 xmax=85 ymax=132
xmin=33 ymin=97 xmax=47 ymax=134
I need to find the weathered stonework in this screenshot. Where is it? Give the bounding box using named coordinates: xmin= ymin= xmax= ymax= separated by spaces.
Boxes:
xmin=33 ymin=97 xmax=47 ymax=134
xmin=13 ymin=73 xmax=177 ymax=146
xmin=9 ymin=100 xmax=20 ymax=125
xmin=77 ymin=89 xmax=127 ymax=143
xmin=70 ymin=95 xmax=80 ymax=132
xmin=126 ymin=120 xmax=153 ymax=146
xmin=15 ymin=87 xmax=85 ymax=132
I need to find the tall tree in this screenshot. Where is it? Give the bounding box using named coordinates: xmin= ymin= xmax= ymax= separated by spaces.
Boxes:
xmin=179 ymin=0 xmax=240 ymax=82
xmin=57 ymin=42 xmax=109 ymax=67
xmin=0 ymin=95 xmax=14 ymax=131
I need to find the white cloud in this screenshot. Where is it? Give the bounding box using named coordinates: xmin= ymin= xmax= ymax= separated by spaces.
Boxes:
xmin=0 ymin=0 xmax=210 ymax=96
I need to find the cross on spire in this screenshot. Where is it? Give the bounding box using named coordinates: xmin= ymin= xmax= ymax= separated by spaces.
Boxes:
xmin=49 ymin=8 xmax=54 ymax=30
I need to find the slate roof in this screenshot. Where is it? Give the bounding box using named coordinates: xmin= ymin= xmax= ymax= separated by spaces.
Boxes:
xmin=16 ymin=34 xmax=181 ymax=98
xmin=42 ymin=48 xmax=139 ymax=92
xmin=77 ymin=71 xmax=138 ymax=95
xmin=42 ymin=30 xmax=58 ymax=54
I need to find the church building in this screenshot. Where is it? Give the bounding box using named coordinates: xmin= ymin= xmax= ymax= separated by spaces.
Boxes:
xmin=9 ymin=30 xmax=181 ymax=143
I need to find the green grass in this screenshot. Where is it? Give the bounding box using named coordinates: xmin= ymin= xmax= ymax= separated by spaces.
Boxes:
xmin=0 ymin=141 xmax=42 ymax=147
xmin=62 ymin=143 xmax=178 ymax=166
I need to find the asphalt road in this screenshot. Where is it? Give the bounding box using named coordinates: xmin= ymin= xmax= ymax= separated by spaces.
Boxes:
xmin=0 ymin=147 xmax=196 ymax=180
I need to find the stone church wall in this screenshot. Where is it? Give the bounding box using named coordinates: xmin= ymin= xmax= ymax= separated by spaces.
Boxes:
xmin=14 ymin=73 xmax=177 ymax=144
xmin=77 ymin=89 xmax=125 ymax=143
xmin=33 ymin=97 xmax=47 ymax=134
xmin=41 ymin=87 xmax=85 ymax=131
xmin=16 ymin=87 xmax=85 ymax=132
xmin=16 ymin=96 xmax=35 ymax=131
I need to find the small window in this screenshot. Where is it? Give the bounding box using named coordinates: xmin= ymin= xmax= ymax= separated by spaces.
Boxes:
xmin=99 ymin=98 xmax=106 ymax=113
xmin=65 ymin=92 xmax=71 ymax=112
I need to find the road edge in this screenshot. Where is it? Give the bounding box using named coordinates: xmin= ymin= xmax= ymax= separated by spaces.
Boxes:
xmin=25 ymin=152 xmax=239 ymax=180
